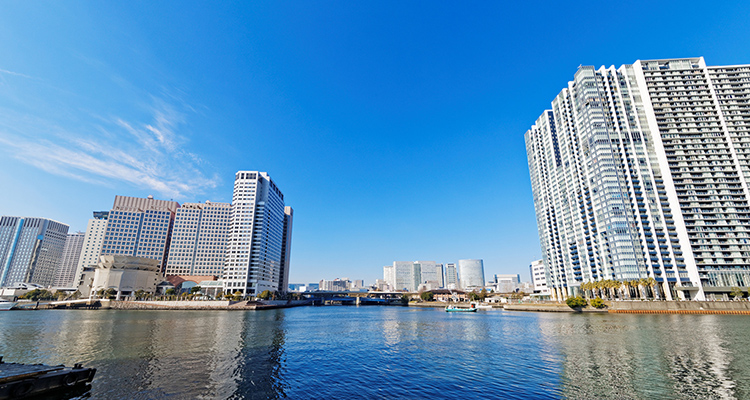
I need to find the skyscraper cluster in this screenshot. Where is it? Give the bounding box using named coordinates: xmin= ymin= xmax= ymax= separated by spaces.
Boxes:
xmin=0 ymin=170 xmax=293 ymax=297
xmin=525 ymin=57 xmax=750 ymax=301
xmin=382 ymin=259 xmax=484 ymax=291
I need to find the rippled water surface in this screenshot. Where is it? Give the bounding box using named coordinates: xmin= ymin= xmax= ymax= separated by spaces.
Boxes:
xmin=2 ymin=307 xmax=750 ymax=399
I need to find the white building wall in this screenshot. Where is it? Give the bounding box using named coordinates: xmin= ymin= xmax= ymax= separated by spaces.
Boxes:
xmin=526 ymin=57 xmax=750 ymax=301
xmin=75 ymin=213 xmax=108 ymax=287
xmin=224 ymin=171 xmax=286 ymax=296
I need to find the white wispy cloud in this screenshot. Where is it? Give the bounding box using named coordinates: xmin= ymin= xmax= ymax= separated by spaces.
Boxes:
xmin=0 ymin=68 xmax=36 ymax=80
xmin=0 ymin=98 xmax=220 ymax=199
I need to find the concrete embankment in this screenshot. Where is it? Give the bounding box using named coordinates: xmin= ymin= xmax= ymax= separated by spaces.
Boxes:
xmin=609 ymin=300 xmax=750 ymax=315
xmin=100 ymin=299 xmax=312 ymax=310
xmin=503 ymin=303 xmax=606 ymax=313
xmin=504 ymin=301 xmax=750 ymax=315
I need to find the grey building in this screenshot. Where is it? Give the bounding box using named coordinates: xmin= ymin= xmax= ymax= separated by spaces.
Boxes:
xmin=0 ymin=216 xmax=69 ymax=287
xmin=444 ymin=263 xmax=459 ymax=289
xmin=278 ymin=206 xmax=294 ymax=294
xmin=52 ymin=232 xmax=85 ymax=287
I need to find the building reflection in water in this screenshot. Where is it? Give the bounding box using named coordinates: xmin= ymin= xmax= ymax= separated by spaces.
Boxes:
xmin=0 ymin=310 xmax=288 ymax=399
xmin=539 ymin=314 xmax=745 ymax=399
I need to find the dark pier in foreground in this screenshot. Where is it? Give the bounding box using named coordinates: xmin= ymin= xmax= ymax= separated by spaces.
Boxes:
xmin=0 ymin=357 xmax=96 ymax=399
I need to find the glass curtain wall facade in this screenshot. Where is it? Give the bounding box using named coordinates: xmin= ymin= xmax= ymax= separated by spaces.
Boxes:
xmin=458 ymin=259 xmax=485 ymax=289
xmin=0 ymin=216 xmax=69 ymax=287
xmin=526 ymin=57 xmax=750 ymax=301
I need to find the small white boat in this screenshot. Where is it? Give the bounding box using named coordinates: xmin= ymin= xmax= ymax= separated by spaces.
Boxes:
xmin=445 ymin=303 xmax=477 ymax=312
xmin=471 ymin=302 xmax=493 ymax=310
xmin=0 ymin=301 xmax=17 ymax=311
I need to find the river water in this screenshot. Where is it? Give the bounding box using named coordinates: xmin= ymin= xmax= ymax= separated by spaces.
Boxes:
xmin=1 ymin=306 xmax=749 ymax=399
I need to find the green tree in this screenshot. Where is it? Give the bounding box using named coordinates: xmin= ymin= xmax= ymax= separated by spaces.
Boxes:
xmin=21 ymin=289 xmax=55 ymax=301
xmin=190 ymin=286 xmax=202 ymax=294
xmin=565 ymin=296 xmax=587 ymax=309
xmin=134 ymin=290 xmax=146 ymax=300
xmin=258 ymin=290 xmax=273 ymax=300
xmin=399 ymin=294 xmax=409 ymax=305
xmin=468 ymin=292 xmax=480 ymax=301
xmin=730 ymin=286 xmax=744 ymax=300
xmin=420 ymin=291 xmax=433 ymax=301
xmin=232 ymin=291 xmax=243 ymax=301
xmin=590 ymin=297 xmax=606 ymax=309
xmin=104 ymin=288 xmax=117 ymax=299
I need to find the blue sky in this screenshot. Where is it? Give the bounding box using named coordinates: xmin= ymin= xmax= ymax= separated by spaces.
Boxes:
xmin=1 ymin=1 xmax=749 ymax=284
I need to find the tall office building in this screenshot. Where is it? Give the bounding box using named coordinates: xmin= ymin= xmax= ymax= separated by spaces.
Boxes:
xmin=75 ymin=211 xmax=109 ymax=285
xmin=0 ymin=216 xmax=69 ymax=287
xmin=458 ymin=259 xmax=485 ymax=289
xmin=100 ymin=195 xmax=179 ymax=273
xmin=277 ymin=206 xmax=294 ymax=293
xmin=526 ymin=57 xmax=750 ymax=301
xmin=416 ymin=261 xmax=441 ymax=289
xmin=444 ymin=262 xmax=459 ymax=289
xmin=164 ymin=201 xmax=231 ymax=277
xmin=52 ymin=232 xmax=85 ymax=287
xmin=391 ymin=261 xmax=421 ymax=292
xmin=383 ymin=265 xmax=396 ymax=289
xmin=224 ymin=171 xmax=289 ymax=296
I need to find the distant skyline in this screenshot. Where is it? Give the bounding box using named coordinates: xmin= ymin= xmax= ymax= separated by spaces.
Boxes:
xmin=1 ymin=1 xmax=750 ymax=284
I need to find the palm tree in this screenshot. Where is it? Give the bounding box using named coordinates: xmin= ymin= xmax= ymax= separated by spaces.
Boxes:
xmin=645 ymin=277 xmax=659 ymax=300
xmin=638 ymin=278 xmax=649 ymax=299
xmin=581 ymin=282 xmax=591 ymax=299
xmin=628 ymin=279 xmax=641 ymax=300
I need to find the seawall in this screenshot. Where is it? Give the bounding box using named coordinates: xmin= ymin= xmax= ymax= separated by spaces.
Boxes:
xmin=504 ymin=301 xmax=750 ymax=315
xmin=609 ymin=300 xmax=750 ymax=314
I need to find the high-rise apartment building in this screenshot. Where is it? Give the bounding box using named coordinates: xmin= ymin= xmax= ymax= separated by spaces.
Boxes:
xmin=458 ymin=259 xmax=485 ymax=289
xmin=164 ymin=201 xmax=231 ymax=277
xmin=100 ymin=195 xmax=179 ymax=272
xmin=277 ymin=206 xmax=294 ymax=294
xmin=52 ymin=232 xmax=85 ymax=287
xmin=0 ymin=216 xmax=69 ymax=287
xmin=75 ymin=211 xmax=109 ymax=285
xmin=526 ymin=57 xmax=750 ymax=301
xmin=224 ymin=171 xmax=289 ymax=296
